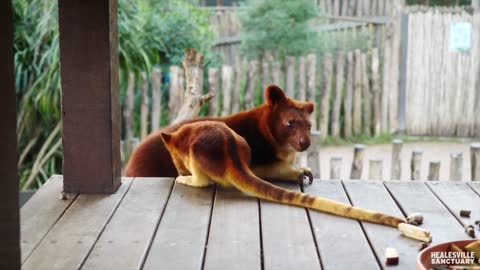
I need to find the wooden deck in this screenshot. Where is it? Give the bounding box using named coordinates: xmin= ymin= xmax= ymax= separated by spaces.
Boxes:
xmin=21 ymin=175 xmax=480 ymax=270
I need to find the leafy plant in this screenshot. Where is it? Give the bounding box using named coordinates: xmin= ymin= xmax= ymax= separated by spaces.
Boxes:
xmin=237 ymin=0 xmax=319 ymax=59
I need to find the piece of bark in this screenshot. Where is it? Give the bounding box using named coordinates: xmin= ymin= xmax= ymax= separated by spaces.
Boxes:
xmin=460 ymin=210 xmax=471 ymax=218
xmin=385 ymin=248 xmax=399 ymax=266
xmin=173 ymin=49 xmax=213 ymax=124
xmin=397 ymin=223 xmax=432 ymax=243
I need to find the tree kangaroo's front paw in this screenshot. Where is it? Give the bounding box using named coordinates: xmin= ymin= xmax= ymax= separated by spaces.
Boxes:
xmin=297 ymin=167 xmax=313 ymax=187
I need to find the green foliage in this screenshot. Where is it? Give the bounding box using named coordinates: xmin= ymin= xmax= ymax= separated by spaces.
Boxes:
xmin=237 ymin=0 xmax=319 ymax=59
xmin=13 ymin=0 xmax=214 ymax=189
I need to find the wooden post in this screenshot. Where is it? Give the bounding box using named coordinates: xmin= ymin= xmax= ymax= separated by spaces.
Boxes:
xmin=221 ymin=65 xmax=233 ymax=116
xmin=350 ymin=144 xmax=366 ymax=179
xmin=285 ymin=56 xmax=295 ymax=98
xmin=361 ymin=51 xmax=372 ymax=136
xmin=331 ymin=51 xmax=345 ymax=137
xmin=140 ymin=72 xmax=149 ymax=139
xmin=353 ymin=50 xmax=362 ymax=135
xmin=306 ymin=54 xmax=317 ymax=130
xmin=208 ymin=67 xmax=220 ymax=116
xmin=410 ymin=150 xmax=423 ymax=181
xmin=168 ymin=66 xmax=181 ymax=122
xmin=298 ymin=56 xmax=307 ymax=100
xmin=151 ymin=68 xmax=162 ymax=131
xmin=123 ymin=72 xmax=135 ymax=139
xmin=319 ymin=55 xmax=333 ymax=139
xmin=0 ymin=0 xmax=20 ymax=267
xmin=343 ymin=51 xmax=354 ymax=137
xmin=59 ymin=0 xmax=121 ymax=193
xmin=330 ymin=156 xmax=343 ymax=180
xmin=470 ymin=143 xmax=480 ymax=181
xmin=369 ymin=159 xmax=383 ymax=180
xmin=449 ymin=152 xmax=463 ymax=181
xmin=245 ymin=60 xmax=258 ymax=109
xmin=428 ymin=161 xmax=440 ymax=181
xmin=271 ymin=60 xmax=281 ymax=86
xmin=308 ymin=131 xmax=321 ymax=178
xmin=371 ymin=48 xmax=382 ymax=135
xmin=391 ymin=139 xmax=403 ymax=180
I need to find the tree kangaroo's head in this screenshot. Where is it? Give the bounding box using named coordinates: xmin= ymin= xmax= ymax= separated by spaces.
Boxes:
xmin=265 ymin=85 xmax=314 ymax=152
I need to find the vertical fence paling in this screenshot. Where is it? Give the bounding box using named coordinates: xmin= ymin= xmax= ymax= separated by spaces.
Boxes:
xmin=331 ymin=51 xmax=344 ymax=137
xmin=140 ymin=72 xmax=149 ymax=139
xmin=343 ymin=51 xmax=354 ymax=138
xmin=306 ymin=54 xmax=317 ymax=131
xmin=330 ymin=156 xmax=342 ymax=180
xmin=471 ymin=143 xmax=480 ymax=181
xmin=319 ymin=55 xmax=333 ymax=139
xmin=350 ymin=144 xmax=365 ymax=179
xmin=391 ymin=139 xmax=403 ymax=180
xmin=353 ymin=50 xmax=362 ymax=135
xmin=411 ymin=149 xmax=423 ymax=180
xmin=208 ymin=67 xmax=220 ymax=116
xmin=124 ymin=72 xmax=135 ymax=140
xmin=151 ymin=68 xmax=162 ymax=131
xmin=245 ymin=60 xmax=258 ymax=110
xmin=285 ymin=56 xmax=295 ymax=98
xmin=221 ymin=65 xmax=233 ymax=116
xmin=449 ymin=152 xmax=463 ymax=181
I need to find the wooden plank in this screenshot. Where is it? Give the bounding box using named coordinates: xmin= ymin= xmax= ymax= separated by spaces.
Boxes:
xmin=203 ymin=186 xmax=261 ymax=270
xmin=82 ymin=178 xmax=174 ymax=270
xmin=22 ymin=178 xmax=133 ymax=270
xmin=384 ymin=181 xmax=470 ymax=243
xmin=143 ymin=183 xmax=215 ymax=270
xmin=427 ymin=181 xmax=480 ymax=230
xmin=0 ymin=1 xmax=20 ymax=267
xmin=305 ymin=180 xmax=379 ymax=270
xmin=343 ymin=180 xmax=418 ymax=270
xmin=21 ymin=176 xmax=77 ymax=263
xmin=59 ymin=0 xmax=121 ymax=193
xmin=260 ymin=182 xmax=320 ymax=270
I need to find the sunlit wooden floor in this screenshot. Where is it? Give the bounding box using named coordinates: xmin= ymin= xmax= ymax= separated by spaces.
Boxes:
xmin=21 ymin=175 xmax=480 ymax=270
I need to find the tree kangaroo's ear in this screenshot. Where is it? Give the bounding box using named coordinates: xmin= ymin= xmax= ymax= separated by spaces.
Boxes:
xmin=265 ymin=84 xmax=287 ymax=106
xmin=160 ymin=132 xmax=172 ymax=144
xmin=303 ymin=102 xmax=314 ymax=114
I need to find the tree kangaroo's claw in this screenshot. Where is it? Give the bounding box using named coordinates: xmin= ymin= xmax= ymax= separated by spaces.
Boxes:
xmin=297 ymin=168 xmax=313 ymax=187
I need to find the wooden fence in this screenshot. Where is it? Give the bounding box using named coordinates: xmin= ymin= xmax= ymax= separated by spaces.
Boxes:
xmin=320 ymin=140 xmax=480 ymax=181
xmin=403 ymin=7 xmax=480 ymax=137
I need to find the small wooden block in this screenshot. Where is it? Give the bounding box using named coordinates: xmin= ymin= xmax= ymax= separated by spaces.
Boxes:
xmin=460 ymin=210 xmax=471 ymax=218
xmin=385 ymin=247 xmax=399 ymax=266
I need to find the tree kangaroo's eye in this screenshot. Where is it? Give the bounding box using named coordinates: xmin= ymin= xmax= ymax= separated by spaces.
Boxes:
xmin=286 ymin=121 xmax=294 ymax=128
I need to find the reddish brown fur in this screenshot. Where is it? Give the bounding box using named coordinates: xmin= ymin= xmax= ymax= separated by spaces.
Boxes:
xmin=125 ymin=85 xmax=314 ymax=178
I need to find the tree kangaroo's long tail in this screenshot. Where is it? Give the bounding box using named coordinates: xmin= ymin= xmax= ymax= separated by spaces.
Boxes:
xmin=226 ymin=164 xmax=405 ymax=227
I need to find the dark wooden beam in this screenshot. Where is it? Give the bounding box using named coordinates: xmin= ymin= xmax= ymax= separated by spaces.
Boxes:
xmin=59 ymin=0 xmax=121 ymax=193
xmin=0 ymin=1 xmax=21 ymax=269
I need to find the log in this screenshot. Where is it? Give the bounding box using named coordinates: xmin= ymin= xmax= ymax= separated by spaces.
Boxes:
xmin=411 ymin=149 xmax=423 ymax=181
xmin=353 ymin=50 xmax=362 ymax=135
xmin=140 ymin=72 xmax=149 ymax=139
xmin=308 ymin=131 xmax=321 ymax=178
xmin=371 ymin=48 xmax=382 ymax=135
xmin=343 ymin=51 xmax=354 ymax=137
xmin=369 ymin=158 xmax=383 ymax=180
xmin=245 ymin=60 xmax=258 ymax=109
xmin=173 ymin=49 xmax=212 ymax=124
xmin=221 ymin=65 xmax=234 ymax=116
xmin=306 ymin=54 xmax=317 ymax=130
xmin=331 ymin=51 xmax=345 ymax=137
xmin=319 ymin=54 xmax=333 ymax=139
xmin=151 ymin=68 xmax=162 ymax=131
xmin=285 ymin=56 xmax=295 ymax=98
xmin=208 ymin=67 xmax=220 ymax=116
xmin=471 ymin=143 xmax=480 ymax=181
xmin=361 ymin=52 xmax=372 ymax=136
xmin=449 ymin=152 xmax=463 ymax=181
xmin=428 ymin=161 xmax=440 ymax=181
xmin=330 ymin=156 xmax=342 ymax=180
xmin=123 ymin=72 xmax=135 ymax=139
xmin=350 ymin=144 xmax=366 ymax=179
xmin=298 ymin=56 xmax=307 ymax=100
xmin=391 ymin=139 xmax=403 ymax=180
xmin=232 ymin=57 xmax=246 ymax=113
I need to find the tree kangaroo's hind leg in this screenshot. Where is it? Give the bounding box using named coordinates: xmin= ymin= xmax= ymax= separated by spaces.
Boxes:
xmin=175 ymin=160 xmax=211 ymax=187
